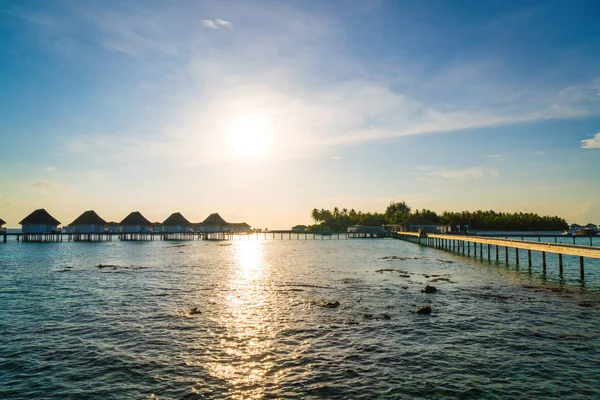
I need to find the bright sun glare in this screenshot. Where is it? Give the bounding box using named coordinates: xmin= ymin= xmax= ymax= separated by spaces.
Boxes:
xmin=227 ymin=115 xmax=271 ymax=159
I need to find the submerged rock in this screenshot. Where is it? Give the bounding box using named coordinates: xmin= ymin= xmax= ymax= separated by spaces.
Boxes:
xmin=189 ymin=307 xmax=202 ymax=315
xmin=322 ymin=301 xmax=340 ymax=308
xmin=421 ymin=285 xmax=438 ymax=293
xmin=415 ymin=306 xmax=432 ymax=314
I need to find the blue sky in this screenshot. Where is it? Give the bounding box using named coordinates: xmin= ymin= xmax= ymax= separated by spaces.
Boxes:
xmin=0 ymin=0 xmax=599 ymax=228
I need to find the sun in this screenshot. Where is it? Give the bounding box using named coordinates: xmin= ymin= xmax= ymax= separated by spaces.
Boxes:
xmin=227 ymin=115 xmax=271 ymax=159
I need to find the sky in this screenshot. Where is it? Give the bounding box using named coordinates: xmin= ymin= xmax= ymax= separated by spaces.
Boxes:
xmin=0 ymin=0 xmax=599 ymax=228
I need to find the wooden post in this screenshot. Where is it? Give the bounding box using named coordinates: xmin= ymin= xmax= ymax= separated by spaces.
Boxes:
xmin=542 ymin=252 xmax=546 ymax=273
xmin=528 ymin=250 xmax=532 ymax=268
xmin=558 ymin=254 xmax=563 ymax=276
xmin=495 ymin=245 xmax=498 ymax=261
xmin=487 ymin=244 xmax=491 ymax=261
xmin=580 ymin=257 xmax=584 ymax=280
xmin=467 ymin=241 xmax=470 ymax=256
xmin=480 ymin=243 xmax=483 ymax=258
xmin=474 ymin=242 xmax=477 ymax=257
xmin=515 ymin=248 xmax=519 ymax=265
xmin=505 ymin=246 xmax=508 ymax=263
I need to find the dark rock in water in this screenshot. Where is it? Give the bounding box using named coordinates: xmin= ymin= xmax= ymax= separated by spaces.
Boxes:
xmin=421 ymin=285 xmax=438 ymax=293
xmin=323 ymin=301 xmax=340 ymax=308
xmin=382 ymin=314 xmax=391 ymax=320
xmin=415 ymin=306 xmax=432 ymax=314
xmin=189 ymin=307 xmax=202 ymax=315
xmin=579 ymin=302 xmax=594 ymax=308
xmin=96 ymin=264 xmax=119 ymax=269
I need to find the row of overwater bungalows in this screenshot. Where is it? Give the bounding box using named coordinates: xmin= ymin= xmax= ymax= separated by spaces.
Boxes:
xmin=0 ymin=209 xmax=252 ymax=234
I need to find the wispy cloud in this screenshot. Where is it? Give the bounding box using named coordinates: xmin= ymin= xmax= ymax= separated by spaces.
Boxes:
xmin=45 ymin=166 xmax=57 ymax=171
xmin=485 ymin=154 xmax=503 ymax=158
xmin=417 ymin=166 xmax=499 ymax=181
xmin=32 ymin=180 xmax=63 ymax=190
xmin=581 ymin=132 xmax=600 ymax=149
xmin=201 ymin=19 xmax=232 ymax=29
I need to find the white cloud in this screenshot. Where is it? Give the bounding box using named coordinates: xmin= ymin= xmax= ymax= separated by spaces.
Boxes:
xmin=201 ymin=19 xmax=218 ymax=29
xmin=581 ymin=132 xmax=600 ymax=149
xmin=45 ymin=166 xmax=57 ymax=171
xmin=32 ymin=180 xmax=63 ymax=190
xmin=201 ymin=19 xmax=232 ymax=29
xmin=485 ymin=154 xmax=503 ymax=158
xmin=215 ymin=19 xmax=232 ymax=28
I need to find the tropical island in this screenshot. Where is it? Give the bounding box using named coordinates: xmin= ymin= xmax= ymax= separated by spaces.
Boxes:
xmin=308 ymin=201 xmax=569 ymax=232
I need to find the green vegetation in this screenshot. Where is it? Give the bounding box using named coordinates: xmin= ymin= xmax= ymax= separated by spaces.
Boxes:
xmin=308 ymin=202 xmax=568 ymax=232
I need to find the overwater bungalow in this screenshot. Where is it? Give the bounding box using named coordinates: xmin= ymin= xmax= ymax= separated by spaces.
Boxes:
xmin=292 ymin=225 xmax=307 ymax=232
xmin=120 ymin=211 xmax=151 ymax=233
xmin=400 ymin=217 xmax=439 ymax=233
xmin=162 ymin=212 xmax=191 ymax=233
xmin=106 ymin=221 xmax=120 ymax=233
xmin=69 ymin=210 xmax=107 ymax=233
xmin=19 ymin=209 xmax=61 ymax=233
xmin=0 ymin=217 xmax=5 ymax=232
xmin=200 ymin=213 xmax=228 ymax=232
xmin=227 ymin=222 xmax=252 ymax=233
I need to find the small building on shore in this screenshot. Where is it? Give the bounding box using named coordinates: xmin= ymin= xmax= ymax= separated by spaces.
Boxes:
xmin=227 ymin=222 xmax=252 ymax=233
xmin=120 ymin=211 xmax=151 ymax=233
xmin=162 ymin=212 xmax=191 ymax=233
xmin=292 ymin=225 xmax=307 ymax=232
xmin=400 ymin=218 xmax=439 ymax=233
xmin=347 ymin=218 xmax=385 ymax=234
xmin=69 ymin=210 xmax=107 ymax=233
xmin=19 ymin=209 xmax=61 ymax=233
xmin=200 ymin=213 xmax=228 ymax=233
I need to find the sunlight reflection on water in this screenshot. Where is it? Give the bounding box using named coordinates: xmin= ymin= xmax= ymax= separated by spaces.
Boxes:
xmin=206 ymin=241 xmax=277 ymax=399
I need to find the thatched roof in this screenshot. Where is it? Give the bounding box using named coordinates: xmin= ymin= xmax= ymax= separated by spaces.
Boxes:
xmin=403 ymin=217 xmax=437 ymax=226
xmin=19 ymin=209 xmax=61 ymax=226
xmin=163 ymin=212 xmax=191 ymax=226
xmin=120 ymin=211 xmax=151 ymax=225
xmin=69 ymin=210 xmax=107 ymax=226
xmin=228 ymin=222 xmax=250 ymax=228
xmin=202 ymin=213 xmax=227 ymax=226
xmin=0 ymin=218 xmax=5 ymax=225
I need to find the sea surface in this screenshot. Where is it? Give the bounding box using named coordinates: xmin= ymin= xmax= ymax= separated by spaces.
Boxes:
xmin=1 ymin=237 xmax=600 ymax=399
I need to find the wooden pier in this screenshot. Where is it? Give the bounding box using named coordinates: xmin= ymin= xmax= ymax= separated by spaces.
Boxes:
xmin=397 ymin=232 xmax=600 ymax=280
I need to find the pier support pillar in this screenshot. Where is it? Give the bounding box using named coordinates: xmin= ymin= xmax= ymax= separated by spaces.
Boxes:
xmin=558 ymin=254 xmax=563 ymax=276
xmin=542 ymin=252 xmax=547 ymax=273
xmin=515 ymin=248 xmax=519 ymax=265
xmin=528 ymin=250 xmax=532 ymax=268
xmin=580 ymin=257 xmax=584 ymax=280
xmin=505 ymin=246 xmax=508 ymax=264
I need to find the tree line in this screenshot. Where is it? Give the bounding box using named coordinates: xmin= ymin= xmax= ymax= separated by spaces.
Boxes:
xmin=309 ymin=201 xmax=568 ymax=232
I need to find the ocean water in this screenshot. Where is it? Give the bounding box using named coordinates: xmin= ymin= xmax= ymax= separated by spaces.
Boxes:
xmin=1 ymin=238 xmax=599 ymax=399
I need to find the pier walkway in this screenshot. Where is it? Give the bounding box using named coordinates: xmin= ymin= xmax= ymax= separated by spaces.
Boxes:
xmin=396 ymin=232 xmax=600 ymax=280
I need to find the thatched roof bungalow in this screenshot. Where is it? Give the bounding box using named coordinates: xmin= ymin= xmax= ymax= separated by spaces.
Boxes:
xmin=0 ymin=217 xmax=5 ymax=231
xmin=120 ymin=211 xmax=151 ymax=233
xmin=200 ymin=213 xmax=228 ymax=233
xmin=19 ymin=209 xmax=61 ymax=233
xmin=228 ymin=222 xmax=252 ymax=233
xmin=292 ymin=225 xmax=307 ymax=232
xmin=69 ymin=210 xmax=107 ymax=234
xmin=162 ymin=212 xmax=191 ymax=233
